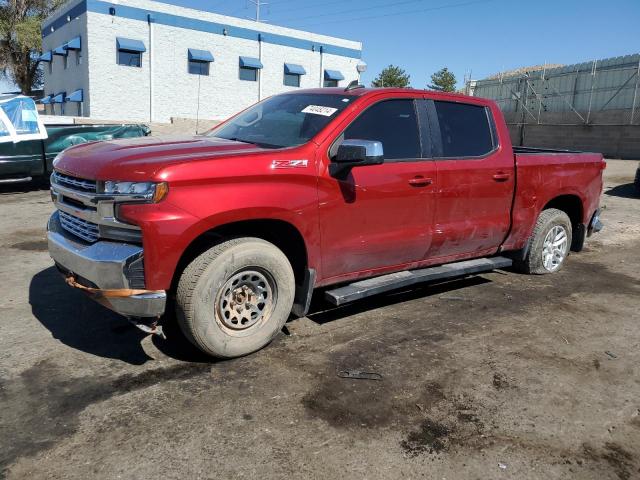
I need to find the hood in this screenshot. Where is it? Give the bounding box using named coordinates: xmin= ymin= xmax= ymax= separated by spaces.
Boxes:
xmin=53 ymin=135 xmax=272 ymax=180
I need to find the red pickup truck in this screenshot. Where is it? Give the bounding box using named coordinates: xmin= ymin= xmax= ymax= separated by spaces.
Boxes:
xmin=47 ymin=87 xmax=605 ymax=358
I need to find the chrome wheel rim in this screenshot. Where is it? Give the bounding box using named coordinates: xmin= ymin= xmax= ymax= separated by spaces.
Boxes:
xmin=542 ymin=225 xmax=568 ymax=272
xmin=216 ymin=269 xmax=275 ymax=331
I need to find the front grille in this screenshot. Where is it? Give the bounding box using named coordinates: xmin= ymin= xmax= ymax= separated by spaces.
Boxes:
xmin=62 ymin=195 xmax=96 ymax=211
xmin=53 ymin=171 xmax=97 ymax=193
xmin=59 ymin=210 xmax=100 ymax=243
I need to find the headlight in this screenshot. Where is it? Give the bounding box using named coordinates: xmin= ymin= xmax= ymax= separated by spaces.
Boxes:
xmin=101 ymin=181 xmax=169 ymax=203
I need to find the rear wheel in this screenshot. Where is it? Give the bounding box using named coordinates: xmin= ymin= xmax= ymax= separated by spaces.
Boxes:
xmin=517 ymin=208 xmax=572 ymax=275
xmin=175 ymin=238 xmax=295 ymax=358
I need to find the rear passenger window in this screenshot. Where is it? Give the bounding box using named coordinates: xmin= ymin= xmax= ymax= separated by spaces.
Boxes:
xmin=433 ymin=101 xmax=494 ymax=158
xmin=343 ymin=99 xmax=421 ymax=160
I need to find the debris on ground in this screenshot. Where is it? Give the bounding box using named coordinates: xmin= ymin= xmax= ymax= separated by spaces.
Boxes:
xmin=337 ymin=370 xmax=382 ymax=381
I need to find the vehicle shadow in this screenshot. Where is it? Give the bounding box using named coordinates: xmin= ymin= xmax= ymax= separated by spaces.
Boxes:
xmin=305 ymin=276 xmax=491 ymax=325
xmin=29 ymin=267 xmax=493 ymax=364
xmin=29 ymin=267 xmax=212 ymax=365
xmin=605 ymin=183 xmax=638 ymax=199
xmin=0 ymin=179 xmax=48 ymax=195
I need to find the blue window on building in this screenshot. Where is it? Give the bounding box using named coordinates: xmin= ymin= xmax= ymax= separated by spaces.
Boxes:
xmin=284 ymin=73 xmax=300 ymax=87
xmin=239 ymin=66 xmax=258 ymax=81
xmin=118 ymin=50 xmax=142 ymax=67
xmin=323 ymin=69 xmax=344 ymax=88
xmin=283 ymin=63 xmax=305 ymax=87
xmin=189 ymin=61 xmax=210 ymax=76
xmin=116 ymin=37 xmax=146 ymax=67
xmin=239 ymin=56 xmax=263 ymax=82
xmin=187 ymin=48 xmax=214 ymax=76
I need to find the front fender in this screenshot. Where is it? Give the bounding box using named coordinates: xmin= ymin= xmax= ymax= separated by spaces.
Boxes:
xmin=120 ymin=180 xmax=320 ymax=290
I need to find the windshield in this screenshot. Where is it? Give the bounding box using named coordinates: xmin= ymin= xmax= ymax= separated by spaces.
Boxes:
xmin=208 ymin=93 xmax=353 ymax=148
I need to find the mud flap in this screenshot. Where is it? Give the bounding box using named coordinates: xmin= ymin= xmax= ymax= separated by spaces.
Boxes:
xmin=291 ymin=268 xmax=316 ymax=318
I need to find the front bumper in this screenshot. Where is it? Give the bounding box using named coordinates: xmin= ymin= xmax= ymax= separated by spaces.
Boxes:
xmin=47 ymin=211 xmax=166 ymax=317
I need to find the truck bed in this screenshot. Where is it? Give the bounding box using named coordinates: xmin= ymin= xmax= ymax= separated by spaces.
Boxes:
xmin=501 ymin=148 xmax=605 ymax=252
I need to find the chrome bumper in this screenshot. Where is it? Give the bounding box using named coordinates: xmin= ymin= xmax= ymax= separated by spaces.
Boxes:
xmin=47 ymin=211 xmax=166 ymax=317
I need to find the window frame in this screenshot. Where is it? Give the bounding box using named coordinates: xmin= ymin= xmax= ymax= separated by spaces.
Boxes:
xmin=188 ymin=59 xmax=210 ymax=76
xmin=425 ymin=99 xmax=499 ymax=160
xmin=323 ymin=79 xmax=338 ymax=88
xmin=284 ymin=72 xmax=301 ymax=87
xmin=239 ymin=66 xmax=258 ymax=81
xmin=117 ymin=49 xmax=142 ymax=68
xmin=328 ymin=97 xmax=430 ymax=163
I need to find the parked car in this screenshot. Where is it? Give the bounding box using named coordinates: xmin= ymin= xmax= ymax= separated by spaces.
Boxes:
xmin=47 ymin=86 xmax=605 ymax=358
xmin=635 ymin=163 xmax=640 ymax=195
xmin=0 ymin=123 xmax=150 ymax=184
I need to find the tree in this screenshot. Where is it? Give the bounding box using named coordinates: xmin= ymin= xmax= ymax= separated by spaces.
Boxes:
xmin=371 ymin=65 xmax=410 ymax=88
xmin=428 ymin=67 xmax=457 ymax=92
xmin=0 ymin=0 xmax=63 ymax=94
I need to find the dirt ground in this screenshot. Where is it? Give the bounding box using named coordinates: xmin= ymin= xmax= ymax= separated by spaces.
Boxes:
xmin=0 ymin=160 xmax=639 ymax=480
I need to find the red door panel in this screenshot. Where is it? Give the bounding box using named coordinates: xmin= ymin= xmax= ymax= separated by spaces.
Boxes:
xmin=429 ymin=155 xmax=513 ymax=258
xmin=316 ymin=96 xmax=436 ymax=283
xmin=426 ymin=99 xmax=514 ymax=260
xmin=317 ymin=160 xmax=436 ymax=281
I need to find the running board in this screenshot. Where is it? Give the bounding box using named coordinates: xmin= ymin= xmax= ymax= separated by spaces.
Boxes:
xmin=0 ymin=176 xmax=32 ymax=184
xmin=324 ymin=257 xmax=513 ymax=306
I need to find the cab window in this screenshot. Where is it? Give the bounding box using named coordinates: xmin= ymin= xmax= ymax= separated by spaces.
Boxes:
xmin=433 ymin=101 xmax=495 ymax=157
xmin=342 ymin=99 xmax=421 ymax=160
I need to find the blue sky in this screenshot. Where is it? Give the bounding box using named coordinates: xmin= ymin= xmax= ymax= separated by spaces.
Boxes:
xmin=162 ymin=0 xmax=640 ymax=87
xmin=2 ymin=0 xmax=637 ymax=93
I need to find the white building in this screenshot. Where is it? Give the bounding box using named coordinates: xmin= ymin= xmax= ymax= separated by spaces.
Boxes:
xmin=39 ymin=0 xmax=364 ymax=123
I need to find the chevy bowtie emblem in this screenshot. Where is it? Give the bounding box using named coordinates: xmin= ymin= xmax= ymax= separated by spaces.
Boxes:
xmin=271 ymin=159 xmax=308 ymax=169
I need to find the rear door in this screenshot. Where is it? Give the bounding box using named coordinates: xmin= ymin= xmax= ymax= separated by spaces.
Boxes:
xmin=317 ymin=96 xmax=437 ymax=282
xmin=425 ymin=99 xmax=514 ymax=260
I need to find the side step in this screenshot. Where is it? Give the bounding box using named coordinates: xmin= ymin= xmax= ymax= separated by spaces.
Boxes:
xmin=0 ymin=176 xmax=32 ymax=184
xmin=324 ymin=256 xmax=513 ymax=306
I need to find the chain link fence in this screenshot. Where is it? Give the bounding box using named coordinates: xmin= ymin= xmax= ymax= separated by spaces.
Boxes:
xmin=470 ymin=54 xmax=640 ymax=126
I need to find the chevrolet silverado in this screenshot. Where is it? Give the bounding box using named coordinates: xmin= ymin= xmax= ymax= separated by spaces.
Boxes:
xmin=47 ymin=86 xmax=605 ymax=358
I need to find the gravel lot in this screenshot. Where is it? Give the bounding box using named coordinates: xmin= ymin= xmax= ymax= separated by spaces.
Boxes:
xmin=1 ymin=160 xmax=639 ymax=480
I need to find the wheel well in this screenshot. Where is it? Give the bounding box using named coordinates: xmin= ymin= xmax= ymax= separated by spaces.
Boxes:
xmin=171 ymin=219 xmax=308 ymax=291
xmin=542 ymin=195 xmax=584 ymax=251
xmin=543 ymin=195 xmax=583 ymax=227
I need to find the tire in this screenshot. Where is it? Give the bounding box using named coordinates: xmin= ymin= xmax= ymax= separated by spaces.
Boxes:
xmin=175 ymin=237 xmax=295 ymax=358
xmin=517 ymin=208 xmax=573 ymax=275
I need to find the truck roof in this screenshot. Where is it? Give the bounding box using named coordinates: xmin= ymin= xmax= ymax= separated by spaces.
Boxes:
xmin=287 ymin=87 xmax=485 ymax=103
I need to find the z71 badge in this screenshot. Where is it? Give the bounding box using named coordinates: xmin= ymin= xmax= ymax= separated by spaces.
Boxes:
xmin=271 ymin=159 xmax=308 ymax=169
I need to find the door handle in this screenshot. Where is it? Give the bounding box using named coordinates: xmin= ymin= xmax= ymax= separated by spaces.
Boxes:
xmin=492 ymin=172 xmax=510 ymax=182
xmin=408 ymin=176 xmax=433 ymax=187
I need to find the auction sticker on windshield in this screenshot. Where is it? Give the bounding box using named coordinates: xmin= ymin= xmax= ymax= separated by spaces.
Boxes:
xmin=302 ymin=105 xmax=338 ymax=116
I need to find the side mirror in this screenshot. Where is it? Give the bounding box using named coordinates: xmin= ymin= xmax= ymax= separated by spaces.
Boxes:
xmin=330 ymin=139 xmax=384 ymax=177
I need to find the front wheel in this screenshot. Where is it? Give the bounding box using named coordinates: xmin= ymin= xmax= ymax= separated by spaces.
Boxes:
xmin=175 ymin=238 xmax=295 ymax=358
xmin=517 ymin=208 xmax=572 ymax=275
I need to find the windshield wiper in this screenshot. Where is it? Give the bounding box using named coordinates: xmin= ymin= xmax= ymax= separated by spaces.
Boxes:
xmin=223 ymin=137 xmax=254 ymax=145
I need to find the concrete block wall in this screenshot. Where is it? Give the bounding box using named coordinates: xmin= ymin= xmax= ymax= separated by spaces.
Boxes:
xmin=504 ymin=110 xmax=640 ymax=159
xmin=41 ymin=0 xmax=363 ymax=124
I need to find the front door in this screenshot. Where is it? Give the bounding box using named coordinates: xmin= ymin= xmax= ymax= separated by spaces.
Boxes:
xmin=317 ymin=97 xmax=436 ymax=283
